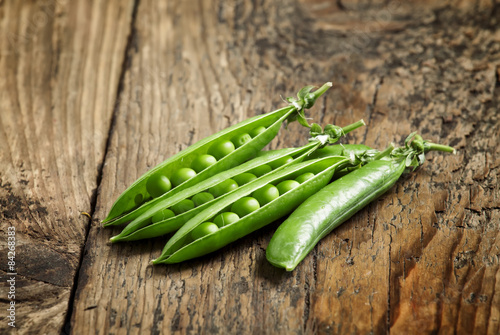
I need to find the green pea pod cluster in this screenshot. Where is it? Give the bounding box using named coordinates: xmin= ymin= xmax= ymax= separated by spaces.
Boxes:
xmin=103 ymin=82 xmax=333 ymax=224
xmin=153 ymin=155 xmax=361 ymax=264
xmin=103 ymin=79 xmax=456 ymax=272
xmin=266 ymin=134 xmax=456 ymax=271
xmin=109 ymin=121 xmax=366 ymax=242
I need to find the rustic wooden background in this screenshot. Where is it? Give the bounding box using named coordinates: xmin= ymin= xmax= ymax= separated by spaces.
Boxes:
xmin=1 ymin=0 xmax=499 ymax=334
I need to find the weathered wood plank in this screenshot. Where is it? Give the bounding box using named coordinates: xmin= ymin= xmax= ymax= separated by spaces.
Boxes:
xmin=71 ymin=0 xmax=500 ymax=334
xmin=0 ymin=0 xmax=135 ymax=333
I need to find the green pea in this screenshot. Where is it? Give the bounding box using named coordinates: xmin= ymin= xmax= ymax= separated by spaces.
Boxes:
xmin=209 ymin=179 xmax=239 ymax=198
xmin=151 ymin=208 xmax=175 ymax=223
xmin=295 ymin=172 xmax=315 ymax=183
xmin=213 ymin=212 xmax=240 ymax=228
xmin=250 ymin=164 xmax=272 ymax=177
xmin=252 ymin=184 xmax=280 ymax=206
xmin=208 ymin=140 xmax=235 ymax=160
xmin=233 ymin=173 xmax=257 ymax=186
xmin=249 ymin=126 xmax=266 ymax=138
xmin=276 ymin=180 xmax=300 ymax=195
xmin=232 ymin=133 xmax=252 ymax=148
xmin=191 ymin=192 xmax=215 ymax=207
xmin=171 ymin=199 xmax=195 ymax=215
xmin=191 ymin=154 xmax=217 ymax=173
xmin=231 ymin=197 xmax=260 ymax=217
xmin=146 ymin=174 xmax=172 ymax=198
xmin=191 ymin=222 xmax=219 ymax=240
xmin=269 ymin=156 xmax=294 ymax=169
xmin=170 ymin=168 xmax=197 ymax=188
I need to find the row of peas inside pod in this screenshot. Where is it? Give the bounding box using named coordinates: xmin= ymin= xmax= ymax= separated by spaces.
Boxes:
xmin=145 ymin=125 xmax=267 ymax=200
xmin=102 ymin=82 xmax=334 ymax=226
xmin=108 ymin=120 xmax=366 ymax=243
xmin=188 ymin=170 xmax=316 ymax=240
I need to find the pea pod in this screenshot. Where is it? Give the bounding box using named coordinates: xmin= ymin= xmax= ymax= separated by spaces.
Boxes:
xmin=266 ymin=134 xmax=456 ymax=271
xmin=152 ymin=155 xmax=364 ymax=264
xmin=110 ymin=146 xmax=314 ymax=242
xmin=109 ymin=120 xmax=366 ymax=242
xmin=103 ymin=83 xmax=333 ymax=224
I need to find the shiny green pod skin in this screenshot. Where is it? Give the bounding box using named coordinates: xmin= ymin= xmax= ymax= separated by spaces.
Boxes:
xmin=103 ymin=106 xmax=292 ymax=223
xmin=109 ymin=144 xmax=319 ymax=242
xmin=153 ymin=156 xmax=356 ymax=264
xmin=267 ymin=134 xmax=457 ymax=270
xmin=266 ymin=159 xmax=406 ymax=271
xmin=103 ymin=83 xmax=333 ymax=224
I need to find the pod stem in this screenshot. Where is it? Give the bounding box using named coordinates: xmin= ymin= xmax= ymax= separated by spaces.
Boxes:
xmin=309 ymin=119 xmax=365 ymax=147
xmin=425 ymin=142 xmax=456 ymax=154
xmin=341 ymin=119 xmax=365 ymax=135
xmin=374 ymin=144 xmax=395 ymax=160
xmin=391 ymin=132 xmax=456 ymax=169
xmin=310 ymin=82 xmax=333 ymax=101
xmin=285 ymin=82 xmax=333 ymax=128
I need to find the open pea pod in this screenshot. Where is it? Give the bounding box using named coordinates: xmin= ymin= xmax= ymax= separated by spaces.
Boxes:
xmin=109 ymin=120 xmax=366 ymax=241
xmin=105 ymin=143 xmax=316 ymax=228
xmin=103 ymin=83 xmax=333 ymax=224
xmin=110 ymin=145 xmax=315 ymax=242
xmin=152 ymin=155 xmax=361 ymax=264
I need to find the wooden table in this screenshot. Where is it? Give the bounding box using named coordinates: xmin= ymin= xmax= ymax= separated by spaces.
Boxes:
xmin=1 ymin=0 xmax=499 ymax=334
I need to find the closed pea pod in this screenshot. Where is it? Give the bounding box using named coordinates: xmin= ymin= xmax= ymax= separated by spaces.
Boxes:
xmin=266 ymin=134 xmax=456 ymax=271
xmin=103 ymin=82 xmax=334 ymax=224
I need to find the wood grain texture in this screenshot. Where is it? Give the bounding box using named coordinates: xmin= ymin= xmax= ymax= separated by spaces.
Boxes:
xmin=70 ymin=0 xmax=500 ymax=334
xmin=1 ymin=0 xmax=499 ymax=334
xmin=0 ymin=0 xmax=135 ymax=333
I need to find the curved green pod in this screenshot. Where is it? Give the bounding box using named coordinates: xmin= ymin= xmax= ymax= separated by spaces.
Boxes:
xmin=266 ymin=159 xmax=405 ymax=271
xmin=152 ymin=156 xmax=358 ymax=264
xmin=103 ymin=83 xmax=333 ymax=224
xmin=266 ymin=134 xmax=456 ymax=271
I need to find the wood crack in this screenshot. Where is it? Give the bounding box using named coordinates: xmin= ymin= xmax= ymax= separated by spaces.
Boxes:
xmin=61 ymin=0 xmax=141 ymax=333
